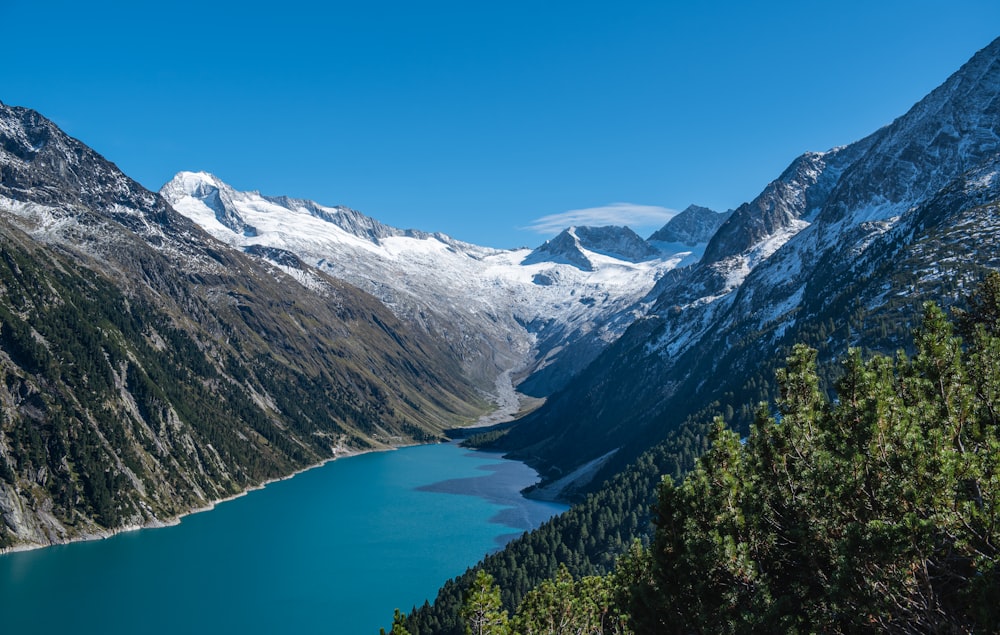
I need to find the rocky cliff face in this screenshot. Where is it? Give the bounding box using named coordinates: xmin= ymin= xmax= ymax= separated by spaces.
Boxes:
xmin=648 ymin=205 xmax=731 ymax=246
xmin=494 ymin=37 xmax=1000 ymax=497
xmin=0 ymin=102 xmax=485 ymax=549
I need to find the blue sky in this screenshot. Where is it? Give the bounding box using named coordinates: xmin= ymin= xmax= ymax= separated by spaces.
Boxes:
xmin=4 ymin=1 xmax=999 ymax=248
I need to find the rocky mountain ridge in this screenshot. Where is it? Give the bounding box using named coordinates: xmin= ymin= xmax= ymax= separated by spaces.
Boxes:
xmin=161 ymin=172 xmax=716 ymax=398
xmin=0 ymin=99 xmax=733 ymax=550
xmin=4 ymin=35 xmax=998 ymax=550
xmin=523 ymin=225 xmax=662 ymax=270
xmin=493 ymin=36 xmax=1000 ymax=496
xmin=648 ymin=204 xmax=731 ymax=246
xmin=0 ymin=102 xmax=486 ymax=549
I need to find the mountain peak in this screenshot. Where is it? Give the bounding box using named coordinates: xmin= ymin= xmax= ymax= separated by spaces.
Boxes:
xmin=162 ymin=171 xmax=428 ymax=245
xmin=163 ymin=170 xmax=231 ymax=197
xmin=162 ymin=170 xmax=258 ymax=237
xmin=523 ymin=225 xmax=660 ymax=270
xmin=818 ymin=36 xmax=1000 ymax=224
xmin=648 ymin=205 xmax=731 ymax=246
xmin=0 ymin=102 xmax=182 ymax=235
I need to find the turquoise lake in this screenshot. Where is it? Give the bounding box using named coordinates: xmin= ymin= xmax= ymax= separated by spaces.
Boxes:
xmin=0 ymin=442 xmax=568 ymax=634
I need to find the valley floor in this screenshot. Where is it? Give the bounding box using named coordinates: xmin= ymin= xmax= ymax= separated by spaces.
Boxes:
xmin=466 ymin=369 xmax=546 ymax=430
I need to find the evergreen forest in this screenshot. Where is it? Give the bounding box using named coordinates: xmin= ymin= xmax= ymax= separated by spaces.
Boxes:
xmin=388 ymin=275 xmax=1000 ymax=634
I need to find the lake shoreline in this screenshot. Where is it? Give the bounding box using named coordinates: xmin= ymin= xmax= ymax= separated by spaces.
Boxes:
xmin=1 ymin=372 xmax=548 ymax=556
xmin=0 ymin=438 xmax=568 ymax=635
xmin=0 ymin=444 xmax=393 ymax=556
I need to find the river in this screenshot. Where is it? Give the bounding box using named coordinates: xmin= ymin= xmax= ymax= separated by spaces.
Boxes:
xmin=0 ymin=442 xmax=567 ymax=634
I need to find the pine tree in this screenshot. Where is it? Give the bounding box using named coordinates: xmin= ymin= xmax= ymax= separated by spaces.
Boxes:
xmin=510 ymin=564 xmax=631 ymax=634
xmin=631 ymin=294 xmax=1000 ymax=633
xmin=381 ymin=608 xmax=411 ymax=635
xmin=460 ymin=570 xmax=509 ymax=635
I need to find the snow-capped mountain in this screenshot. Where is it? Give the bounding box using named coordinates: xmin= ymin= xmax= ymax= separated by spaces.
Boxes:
xmin=7 ymin=32 xmax=997 ymax=549
xmin=0 ymin=101 xmax=486 ymax=548
xmin=523 ymin=226 xmax=662 ymax=271
xmin=495 ymin=36 xmax=1000 ymax=496
xmin=161 ymin=172 xmax=703 ymax=400
xmin=648 ymin=205 xmax=731 ymax=246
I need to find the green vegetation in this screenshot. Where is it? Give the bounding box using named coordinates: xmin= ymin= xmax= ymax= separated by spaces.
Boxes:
xmin=397 ymin=420 xmax=711 ymax=634
xmin=509 ymin=565 xmax=629 ymax=635
xmin=0 ymin=236 xmax=300 ymax=540
xmin=627 ymin=300 xmax=1000 ymax=633
xmin=461 ymin=571 xmax=510 ymax=635
xmin=0 ymin=213 xmax=484 ymax=546
xmin=391 ymin=275 xmax=1000 ymax=634
xmin=460 ymin=426 xmax=512 ymax=448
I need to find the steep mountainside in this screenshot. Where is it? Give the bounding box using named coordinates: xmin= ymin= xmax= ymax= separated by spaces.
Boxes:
xmin=494 ymin=36 xmax=1000 ymax=497
xmin=162 ymin=173 xmax=701 ymax=399
xmin=0 ymin=102 xmax=486 ymax=549
xmin=648 ymin=205 xmax=731 ymax=246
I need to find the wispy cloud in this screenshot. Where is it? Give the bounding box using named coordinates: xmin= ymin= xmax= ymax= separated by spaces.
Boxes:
xmin=523 ymin=203 xmax=677 ymax=234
